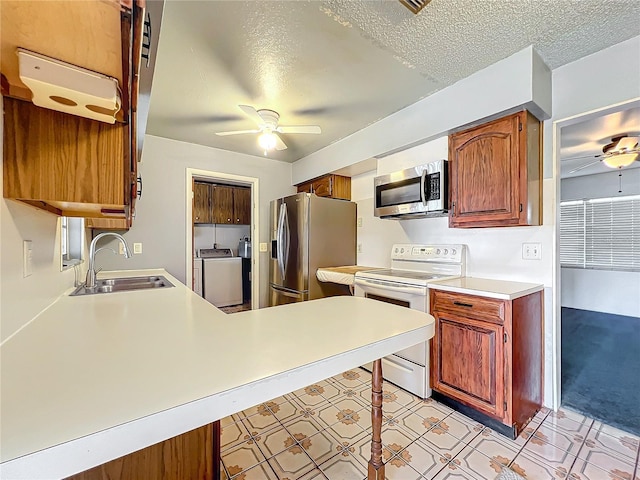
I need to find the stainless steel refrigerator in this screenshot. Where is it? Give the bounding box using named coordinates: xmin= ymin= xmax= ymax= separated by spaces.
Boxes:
xmin=269 ymin=193 xmax=356 ymax=306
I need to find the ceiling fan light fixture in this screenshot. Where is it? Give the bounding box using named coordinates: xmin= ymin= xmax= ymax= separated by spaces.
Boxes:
xmin=603 ymin=153 xmax=638 ymax=169
xmin=258 ymin=131 xmax=277 ymax=151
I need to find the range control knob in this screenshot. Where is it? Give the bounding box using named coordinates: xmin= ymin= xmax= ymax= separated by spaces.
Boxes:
xmin=436 ymin=249 xmax=441 ymax=255
xmin=395 ymin=248 xmax=399 ymax=253
xmin=452 ymin=248 xmax=457 ymax=255
xmin=444 ymin=249 xmax=449 ymax=255
xmin=400 ymin=248 xmax=405 ymax=253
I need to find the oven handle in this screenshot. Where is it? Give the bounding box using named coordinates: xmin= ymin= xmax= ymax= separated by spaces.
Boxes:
xmin=355 ymin=278 xmax=427 ymax=295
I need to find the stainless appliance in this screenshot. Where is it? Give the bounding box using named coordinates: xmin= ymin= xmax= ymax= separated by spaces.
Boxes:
xmin=201 ymin=248 xmax=243 ymax=307
xmin=238 ymin=237 xmax=251 ymax=258
xmin=238 ymin=238 xmax=251 ymax=302
xmin=269 ymin=193 xmax=356 ymax=306
xmin=374 ymin=160 xmax=448 ymax=219
xmin=354 ymin=244 xmax=466 ymax=398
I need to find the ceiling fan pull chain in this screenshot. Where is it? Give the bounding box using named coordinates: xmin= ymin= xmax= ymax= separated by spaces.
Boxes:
xmin=618 ymin=169 xmax=622 ymax=194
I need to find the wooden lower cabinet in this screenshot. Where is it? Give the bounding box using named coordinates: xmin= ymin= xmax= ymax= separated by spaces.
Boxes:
xmin=430 ymin=289 xmax=543 ymax=437
xmin=65 ymin=423 xmax=217 ymax=480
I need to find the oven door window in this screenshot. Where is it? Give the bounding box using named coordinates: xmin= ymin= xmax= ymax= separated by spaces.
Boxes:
xmin=376 ymin=177 xmax=421 ymax=208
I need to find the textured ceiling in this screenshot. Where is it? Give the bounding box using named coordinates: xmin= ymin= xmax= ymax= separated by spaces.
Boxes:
xmin=147 ymin=0 xmax=640 ymax=163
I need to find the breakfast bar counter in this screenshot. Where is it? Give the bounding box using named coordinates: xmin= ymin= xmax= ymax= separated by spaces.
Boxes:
xmin=0 ymin=269 xmax=434 ymax=479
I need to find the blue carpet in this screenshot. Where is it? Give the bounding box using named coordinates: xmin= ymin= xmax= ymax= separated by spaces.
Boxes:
xmin=561 ymin=307 xmax=640 ymax=436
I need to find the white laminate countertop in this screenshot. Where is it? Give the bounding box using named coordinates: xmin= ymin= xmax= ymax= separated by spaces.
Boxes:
xmin=0 ymin=269 xmax=435 ymax=479
xmin=427 ymin=276 xmax=544 ymax=300
xmin=316 ymin=266 xmax=381 ymax=286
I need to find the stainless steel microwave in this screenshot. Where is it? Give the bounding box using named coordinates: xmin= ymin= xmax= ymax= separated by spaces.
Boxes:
xmin=374 ymin=160 xmax=448 ymax=219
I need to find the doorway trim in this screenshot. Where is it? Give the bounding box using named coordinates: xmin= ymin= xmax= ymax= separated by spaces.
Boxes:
xmin=185 ymin=168 xmax=260 ymax=310
xmin=551 ymin=96 xmax=640 ymax=411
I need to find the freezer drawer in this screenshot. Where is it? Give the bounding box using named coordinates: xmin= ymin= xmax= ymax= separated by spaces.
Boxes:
xmin=203 ymin=257 xmax=242 ymax=307
xmin=270 ymin=284 xmax=308 ymax=306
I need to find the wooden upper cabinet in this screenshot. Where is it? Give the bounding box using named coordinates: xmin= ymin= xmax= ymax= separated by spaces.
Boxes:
xmin=211 ymin=185 xmax=234 ymax=224
xmin=193 ymin=182 xmax=212 ymax=224
xmin=1 ymin=0 xmax=162 ymax=225
xmin=233 ymin=187 xmax=251 ymax=225
xmin=296 ymin=174 xmax=351 ymax=200
xmin=448 ymin=111 xmax=541 ymax=228
xmin=3 ymin=98 xmax=128 ymax=218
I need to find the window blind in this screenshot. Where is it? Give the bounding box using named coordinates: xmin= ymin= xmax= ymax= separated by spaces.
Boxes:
xmin=560 ymin=195 xmax=640 ymax=271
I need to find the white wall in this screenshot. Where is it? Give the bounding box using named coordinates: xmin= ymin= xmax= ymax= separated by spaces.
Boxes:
xmin=297 ymin=36 xmax=640 ymax=409
xmin=561 ymin=169 xmax=640 ymax=201
xmin=96 ymin=135 xmax=294 ymax=307
xmin=0 ymin=96 xmax=78 ymax=342
xmin=292 ymin=46 xmax=552 ymax=184
xmin=194 ymin=224 xmax=251 ymax=255
xmin=559 ymin=169 xmax=640 ymax=317
xmin=354 ymin=138 xmax=554 ymax=288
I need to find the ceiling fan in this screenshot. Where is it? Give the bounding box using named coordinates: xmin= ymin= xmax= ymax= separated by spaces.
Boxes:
xmin=567 ymin=135 xmax=640 ymax=174
xmin=215 ymin=105 xmax=321 ymax=154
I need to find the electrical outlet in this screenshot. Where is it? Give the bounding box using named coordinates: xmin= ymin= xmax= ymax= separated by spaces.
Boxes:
xmin=133 ymin=243 xmax=143 ymax=254
xmin=357 ymin=217 xmax=363 ymax=227
xmin=522 ymin=242 xmax=542 ymax=260
xmin=259 ymin=242 xmax=268 ymax=252
xmin=23 ymin=240 xmax=33 ymax=277
xmin=357 ymin=243 xmax=363 ymax=254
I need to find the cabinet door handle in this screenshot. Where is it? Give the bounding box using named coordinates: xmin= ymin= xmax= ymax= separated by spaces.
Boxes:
xmin=453 ymin=301 xmax=473 ymax=308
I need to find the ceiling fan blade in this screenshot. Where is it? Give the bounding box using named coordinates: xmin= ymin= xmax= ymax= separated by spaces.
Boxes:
xmin=215 ymin=129 xmax=261 ymax=136
xmin=568 ymin=159 xmax=602 ymax=174
xmin=616 ymin=136 xmax=639 ymax=150
xmin=277 ymin=125 xmax=321 ymax=134
xmin=561 ymin=153 xmax=603 ymax=162
xmin=238 ymin=105 xmax=265 ymax=126
xmin=273 ymin=133 xmax=288 ymax=151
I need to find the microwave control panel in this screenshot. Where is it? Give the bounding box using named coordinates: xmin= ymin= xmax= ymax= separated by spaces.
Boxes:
xmin=425 ymin=172 xmax=441 ymax=200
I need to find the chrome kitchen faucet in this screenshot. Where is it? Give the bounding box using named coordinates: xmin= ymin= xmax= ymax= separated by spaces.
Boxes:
xmin=85 ymin=232 xmax=132 ymax=288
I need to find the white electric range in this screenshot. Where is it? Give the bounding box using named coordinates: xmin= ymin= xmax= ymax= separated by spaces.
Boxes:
xmin=354 ymin=244 xmax=466 ymax=398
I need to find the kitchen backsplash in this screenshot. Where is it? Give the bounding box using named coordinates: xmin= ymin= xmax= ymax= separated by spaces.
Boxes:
xmin=194 ymin=224 xmax=250 ymax=256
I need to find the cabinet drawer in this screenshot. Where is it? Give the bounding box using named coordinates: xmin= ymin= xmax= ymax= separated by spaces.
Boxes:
xmin=431 ymin=290 xmax=505 ymax=323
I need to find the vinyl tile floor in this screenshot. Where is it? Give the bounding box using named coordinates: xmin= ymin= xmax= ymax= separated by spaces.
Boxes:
xmin=220 ymin=368 xmax=640 ymax=480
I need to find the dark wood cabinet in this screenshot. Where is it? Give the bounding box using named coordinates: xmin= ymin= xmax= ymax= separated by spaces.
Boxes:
xmin=296 ymin=174 xmax=351 ymax=200
xmin=211 ymin=185 xmax=234 ymax=224
xmin=64 ymin=423 xmax=215 ymax=480
xmin=3 ymin=98 xmax=129 ymax=220
xmin=1 ymin=0 xmax=161 ymax=228
xmin=194 ymin=182 xmax=212 ymax=224
xmin=448 ymin=110 xmax=541 ymax=228
xmin=233 ymin=187 xmax=251 ymax=225
xmin=430 ymin=289 xmax=543 ymax=438
xmin=191 ymin=184 xmax=250 ymax=225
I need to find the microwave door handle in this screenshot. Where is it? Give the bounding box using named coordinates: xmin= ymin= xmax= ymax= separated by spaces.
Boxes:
xmin=420 ymin=170 xmax=429 ymax=206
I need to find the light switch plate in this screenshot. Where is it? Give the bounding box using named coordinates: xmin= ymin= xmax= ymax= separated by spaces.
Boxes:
xmin=259 ymin=242 xmax=268 ymax=253
xmin=23 ymin=240 xmax=33 ymax=277
xmin=133 ymin=243 xmax=143 ymax=254
xmin=118 ymin=243 xmax=125 ymax=255
xmin=357 ymin=243 xmax=363 ymax=254
xmin=357 ymin=217 xmax=363 ymax=227
xmin=522 ymin=242 xmax=542 ymax=260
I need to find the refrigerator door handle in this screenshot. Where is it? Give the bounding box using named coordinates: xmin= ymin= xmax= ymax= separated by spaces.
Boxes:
xmin=282 ymin=203 xmax=290 ymax=276
xmin=277 ymin=203 xmax=286 ymax=279
xmin=271 ymin=284 xmax=302 ymax=299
